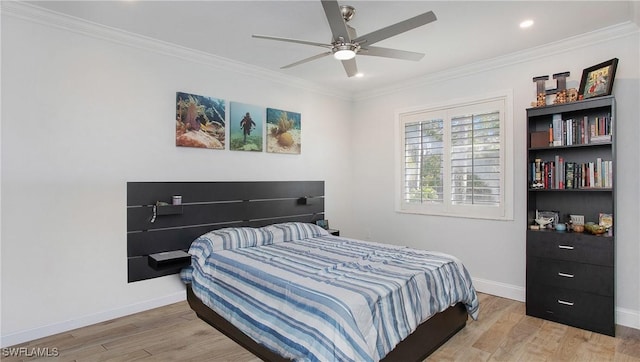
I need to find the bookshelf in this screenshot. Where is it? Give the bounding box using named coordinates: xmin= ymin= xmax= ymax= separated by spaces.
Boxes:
xmin=525 ymin=95 xmax=615 ymax=336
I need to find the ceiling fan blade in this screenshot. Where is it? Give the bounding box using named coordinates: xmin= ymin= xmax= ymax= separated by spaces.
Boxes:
xmin=281 ymin=51 xmax=333 ymax=69
xmin=341 ymin=58 xmax=358 ymax=77
xmin=354 ymin=11 xmax=437 ymax=46
xmin=252 ymin=34 xmax=331 ymax=49
xmin=321 ymin=0 xmax=352 ymax=42
xmin=360 ymin=46 xmax=425 ymax=61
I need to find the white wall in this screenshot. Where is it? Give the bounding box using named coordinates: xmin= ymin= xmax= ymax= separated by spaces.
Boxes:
xmin=0 ymin=9 xmax=353 ymax=346
xmin=347 ymin=24 xmax=640 ymax=327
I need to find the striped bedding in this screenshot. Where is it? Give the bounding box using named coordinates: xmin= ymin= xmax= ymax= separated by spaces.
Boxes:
xmin=181 ymin=222 xmax=479 ymax=362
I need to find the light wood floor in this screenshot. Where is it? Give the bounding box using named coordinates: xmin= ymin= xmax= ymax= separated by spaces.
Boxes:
xmin=4 ymin=293 xmax=640 ymax=361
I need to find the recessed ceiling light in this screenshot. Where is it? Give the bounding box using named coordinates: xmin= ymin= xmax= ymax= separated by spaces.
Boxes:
xmin=355 ymin=73 xmax=364 ymax=78
xmin=520 ymin=19 xmax=534 ymax=29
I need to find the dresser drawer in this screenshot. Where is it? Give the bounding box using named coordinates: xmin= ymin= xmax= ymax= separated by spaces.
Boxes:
xmin=527 ymin=230 xmax=613 ymax=266
xmin=526 ymin=284 xmax=614 ymax=336
xmin=527 ymin=257 xmax=613 ymax=296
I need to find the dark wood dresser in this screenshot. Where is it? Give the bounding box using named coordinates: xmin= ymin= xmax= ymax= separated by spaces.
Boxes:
xmin=526 ymin=230 xmax=614 ymax=336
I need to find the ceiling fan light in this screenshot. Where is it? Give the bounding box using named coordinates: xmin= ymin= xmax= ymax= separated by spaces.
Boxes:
xmin=333 ymin=43 xmax=358 ymax=60
xmin=334 ymin=49 xmax=356 ymax=60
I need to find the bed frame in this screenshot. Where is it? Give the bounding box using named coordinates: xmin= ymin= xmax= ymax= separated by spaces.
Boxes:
xmin=127 ymin=181 xmax=468 ymax=361
xmin=188 ymin=285 xmax=467 ymax=362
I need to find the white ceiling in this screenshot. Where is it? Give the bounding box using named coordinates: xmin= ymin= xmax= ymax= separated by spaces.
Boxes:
xmin=26 ymin=1 xmax=637 ymax=94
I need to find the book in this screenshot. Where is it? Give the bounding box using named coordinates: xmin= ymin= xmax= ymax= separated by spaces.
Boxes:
xmin=534 ymin=158 xmax=542 ymax=187
xmin=596 ymin=157 xmax=602 ymax=187
xmin=553 ymin=155 xmax=560 ymax=189
xmin=552 ymin=114 xmax=563 ymax=146
xmin=544 ymin=163 xmax=549 ymax=189
xmin=565 ymin=162 xmax=574 ymax=189
xmin=558 ymin=156 xmax=564 ymax=189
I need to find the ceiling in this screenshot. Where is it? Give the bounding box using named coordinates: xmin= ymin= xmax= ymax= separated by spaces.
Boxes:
xmin=26 ymin=1 xmax=637 ymax=94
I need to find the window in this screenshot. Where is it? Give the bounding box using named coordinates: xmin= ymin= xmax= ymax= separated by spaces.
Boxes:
xmin=396 ymin=93 xmax=513 ymax=220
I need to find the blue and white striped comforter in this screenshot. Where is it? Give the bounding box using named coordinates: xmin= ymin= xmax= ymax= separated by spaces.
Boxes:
xmin=182 ymin=227 xmax=478 ymax=362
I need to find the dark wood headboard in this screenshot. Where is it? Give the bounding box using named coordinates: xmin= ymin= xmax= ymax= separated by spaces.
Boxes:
xmin=127 ymin=181 xmax=325 ymax=282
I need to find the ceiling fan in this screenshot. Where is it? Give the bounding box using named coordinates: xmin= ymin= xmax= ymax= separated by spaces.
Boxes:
xmin=252 ymin=0 xmax=437 ymax=77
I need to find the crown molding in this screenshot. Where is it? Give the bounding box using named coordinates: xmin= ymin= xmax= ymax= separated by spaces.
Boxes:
xmin=3 ymin=1 xmax=638 ymax=103
xmin=1 ymin=1 xmax=351 ymax=100
xmin=354 ymin=21 xmax=640 ymax=101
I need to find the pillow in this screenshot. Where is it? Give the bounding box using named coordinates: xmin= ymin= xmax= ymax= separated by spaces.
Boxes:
xmin=262 ymin=222 xmax=329 ymax=244
xmin=188 ymin=227 xmax=268 ymax=265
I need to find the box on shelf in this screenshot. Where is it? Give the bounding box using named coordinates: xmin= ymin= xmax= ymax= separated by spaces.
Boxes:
xmin=530 ymin=131 xmax=549 ymax=148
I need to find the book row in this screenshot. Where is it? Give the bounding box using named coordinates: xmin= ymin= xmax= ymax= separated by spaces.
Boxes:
xmin=529 ymin=156 xmax=613 ymax=190
xmin=548 ymin=113 xmax=612 ymax=147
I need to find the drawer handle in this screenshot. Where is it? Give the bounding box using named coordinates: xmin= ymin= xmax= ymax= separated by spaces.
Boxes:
xmin=558 ymin=245 xmax=574 ymax=250
xmin=558 ymin=299 xmax=574 ymax=306
xmin=558 ymin=272 xmax=574 ymax=278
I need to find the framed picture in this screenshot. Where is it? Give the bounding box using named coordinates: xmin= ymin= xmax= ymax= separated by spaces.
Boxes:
xmin=578 ymin=58 xmax=618 ymax=100
xmin=230 ymin=102 xmax=263 ymax=152
xmin=599 ymin=213 xmax=613 ymax=229
xmin=175 ymin=92 xmax=225 ymax=149
xmin=537 ymin=210 xmax=559 ymax=228
xmin=316 ymin=219 xmax=329 ymax=230
xmin=266 ymin=108 xmax=301 ymax=154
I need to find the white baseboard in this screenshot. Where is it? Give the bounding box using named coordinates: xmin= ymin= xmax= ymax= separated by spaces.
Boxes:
xmin=472 ymin=277 xmax=526 ymax=302
xmin=472 ymin=277 xmax=640 ymax=330
xmin=0 ymin=291 xmax=185 ymax=348
xmin=616 ymin=306 xmax=640 ymax=330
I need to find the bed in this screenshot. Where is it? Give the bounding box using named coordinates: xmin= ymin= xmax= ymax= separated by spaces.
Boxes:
xmin=126 ymin=181 xmax=478 ymax=361
xmin=181 ymin=223 xmax=478 ymax=362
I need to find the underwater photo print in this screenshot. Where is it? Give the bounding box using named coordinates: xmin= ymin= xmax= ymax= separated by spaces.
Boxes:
xmin=230 ymin=102 xmax=263 ymax=152
xmin=175 ymin=91 xmax=225 ymax=149
xmin=266 ymin=108 xmax=301 ymax=154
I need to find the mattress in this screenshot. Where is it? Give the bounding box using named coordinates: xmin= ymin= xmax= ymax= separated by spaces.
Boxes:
xmin=181 ymin=222 xmax=478 ymax=362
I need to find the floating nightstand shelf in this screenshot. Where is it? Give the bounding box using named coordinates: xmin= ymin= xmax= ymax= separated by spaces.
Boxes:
xmin=156 ymin=205 xmax=183 ymax=216
xmin=148 ymin=250 xmax=191 ymax=270
xmin=150 ymin=204 xmax=183 ymax=223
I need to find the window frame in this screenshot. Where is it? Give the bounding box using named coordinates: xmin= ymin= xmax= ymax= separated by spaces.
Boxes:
xmin=395 ymin=91 xmax=514 ymax=221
